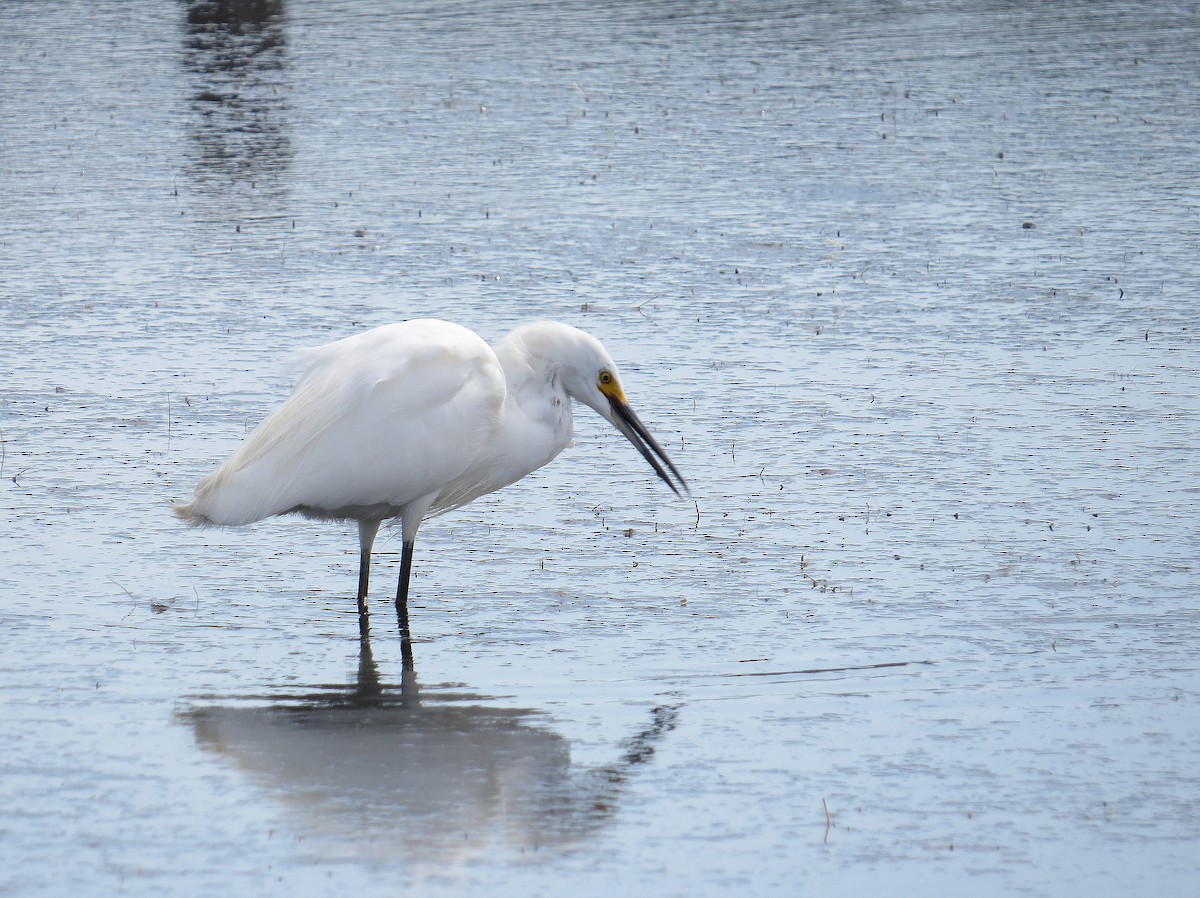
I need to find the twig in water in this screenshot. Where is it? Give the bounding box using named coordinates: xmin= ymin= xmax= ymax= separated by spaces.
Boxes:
xmin=112 ymin=577 xmax=140 ymax=620
xmin=109 ymin=577 xmax=136 ymax=600
xmin=823 ymin=798 xmax=834 ymax=843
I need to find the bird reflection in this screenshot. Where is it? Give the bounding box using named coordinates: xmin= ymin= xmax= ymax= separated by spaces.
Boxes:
xmin=181 ymin=0 xmax=291 ymax=187
xmin=177 ymin=633 xmax=679 ymax=862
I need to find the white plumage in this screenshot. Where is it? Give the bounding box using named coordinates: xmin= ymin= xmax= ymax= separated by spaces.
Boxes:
xmin=175 ymin=319 xmax=686 ymax=663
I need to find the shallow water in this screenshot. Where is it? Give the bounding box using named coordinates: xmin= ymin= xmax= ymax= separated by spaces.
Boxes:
xmin=2 ymin=1 xmax=1199 ymax=895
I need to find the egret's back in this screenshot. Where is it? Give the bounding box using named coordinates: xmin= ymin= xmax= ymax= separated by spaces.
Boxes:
xmin=176 ymin=320 xmax=506 ymax=526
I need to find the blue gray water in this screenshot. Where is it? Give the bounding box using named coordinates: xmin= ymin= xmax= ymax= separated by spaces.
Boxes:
xmin=2 ymin=1 xmax=1199 ymax=895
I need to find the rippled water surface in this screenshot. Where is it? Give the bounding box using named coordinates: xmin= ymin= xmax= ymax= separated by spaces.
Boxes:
xmin=2 ymin=1 xmax=1199 ymax=895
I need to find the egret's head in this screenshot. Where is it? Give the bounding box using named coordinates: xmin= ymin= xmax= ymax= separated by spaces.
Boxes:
xmin=513 ymin=321 xmax=689 ymax=497
xmin=592 ymin=361 xmax=689 ymax=497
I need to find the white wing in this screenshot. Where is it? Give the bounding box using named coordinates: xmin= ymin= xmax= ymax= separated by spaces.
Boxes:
xmin=181 ymin=320 xmax=505 ymax=525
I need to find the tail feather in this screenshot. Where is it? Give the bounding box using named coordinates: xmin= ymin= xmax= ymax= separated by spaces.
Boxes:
xmin=170 ymin=499 xmax=213 ymax=526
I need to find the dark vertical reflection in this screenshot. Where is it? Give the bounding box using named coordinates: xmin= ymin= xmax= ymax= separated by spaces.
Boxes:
xmin=181 ymin=0 xmax=291 ymax=190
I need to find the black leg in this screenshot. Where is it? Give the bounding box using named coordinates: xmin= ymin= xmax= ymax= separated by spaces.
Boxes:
xmin=356 ymin=521 xmax=380 ymax=639
xmin=356 ymin=544 xmax=372 ymax=638
xmin=396 ymin=539 xmax=416 ymax=670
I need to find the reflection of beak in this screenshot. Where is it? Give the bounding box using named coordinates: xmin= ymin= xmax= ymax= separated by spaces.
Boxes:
xmin=608 ymin=396 xmax=689 ymax=497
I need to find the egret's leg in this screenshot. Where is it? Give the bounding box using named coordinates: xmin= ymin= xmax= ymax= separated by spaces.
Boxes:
xmin=396 ymin=539 xmax=416 ymax=670
xmin=395 ymin=497 xmax=435 ymax=672
xmin=356 ymin=520 xmax=381 ymax=637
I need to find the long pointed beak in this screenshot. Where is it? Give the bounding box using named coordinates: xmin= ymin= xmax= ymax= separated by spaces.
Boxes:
xmin=608 ymin=396 xmax=690 ymax=497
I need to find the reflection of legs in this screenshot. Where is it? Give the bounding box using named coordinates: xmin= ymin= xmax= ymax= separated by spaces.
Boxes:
xmin=396 ymin=540 xmax=415 ymax=670
xmin=356 ymin=521 xmax=381 ymax=639
xmin=355 ymin=628 xmax=382 ymax=699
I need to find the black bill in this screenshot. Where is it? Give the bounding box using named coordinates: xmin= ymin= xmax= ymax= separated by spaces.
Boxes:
xmin=609 ymin=397 xmax=689 ymax=497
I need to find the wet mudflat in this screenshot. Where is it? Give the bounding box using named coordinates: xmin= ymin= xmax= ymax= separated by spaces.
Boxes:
xmin=2 ymin=1 xmax=1199 ymax=895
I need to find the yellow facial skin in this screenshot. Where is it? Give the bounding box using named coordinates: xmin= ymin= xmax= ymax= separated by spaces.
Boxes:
xmin=597 ymin=369 xmax=627 ymax=405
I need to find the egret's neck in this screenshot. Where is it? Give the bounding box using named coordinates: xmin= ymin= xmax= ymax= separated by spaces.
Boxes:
xmin=492 ymin=339 xmax=574 ymax=473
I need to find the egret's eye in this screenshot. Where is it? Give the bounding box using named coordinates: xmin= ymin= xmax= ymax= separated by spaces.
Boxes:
xmin=599 ymin=370 xmax=614 ymax=386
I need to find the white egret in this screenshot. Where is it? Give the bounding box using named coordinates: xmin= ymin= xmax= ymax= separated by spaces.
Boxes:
xmin=174 ymin=319 xmax=687 ymax=664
